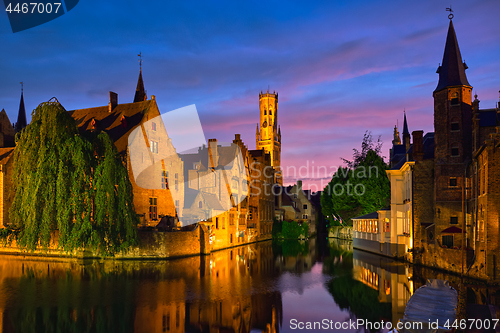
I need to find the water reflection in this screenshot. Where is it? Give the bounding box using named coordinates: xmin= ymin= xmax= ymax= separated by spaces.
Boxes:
xmin=0 ymin=238 xmax=493 ymax=333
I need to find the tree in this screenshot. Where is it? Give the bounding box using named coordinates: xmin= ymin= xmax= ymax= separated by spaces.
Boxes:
xmin=7 ymin=99 xmax=138 ymax=254
xmin=322 ymin=132 xmax=390 ymax=226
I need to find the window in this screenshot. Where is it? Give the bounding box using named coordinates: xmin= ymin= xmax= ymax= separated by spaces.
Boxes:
xmin=161 ymin=170 xmax=169 ymax=189
xmin=150 ymin=140 xmax=158 ymax=154
xmin=175 ymin=173 xmax=178 ymax=190
xmin=451 ymin=122 xmax=459 ymax=131
xmin=264 ymin=109 xmax=267 ymax=115
xmin=450 ymin=92 xmax=459 ymax=106
xmin=442 ymin=235 xmax=453 ymax=248
xmin=302 ymin=214 xmax=308 ymax=219
xmin=149 ymin=198 xmax=157 ymax=220
xmin=269 ymin=110 xmax=272 ymax=115
xmin=385 ymin=221 xmax=390 ymax=233
xmin=450 ymin=216 xmax=458 ymax=224
xmin=216 ymin=217 xmax=219 ymax=229
xmin=199 ymin=201 xmax=203 ymax=209
xmin=451 ymin=144 xmax=459 ymax=157
xmin=449 ymin=177 xmax=457 ymax=187
xmin=221 ymin=217 xmax=225 ymax=229
xmin=303 ymin=204 xmax=307 ymax=209
xmin=152 ymin=122 xmax=156 ymax=131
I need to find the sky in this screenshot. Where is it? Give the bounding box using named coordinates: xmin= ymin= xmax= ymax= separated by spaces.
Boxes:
xmin=1 ymin=0 xmax=500 ymax=191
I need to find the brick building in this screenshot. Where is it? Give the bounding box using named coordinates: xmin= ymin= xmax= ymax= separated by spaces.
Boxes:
xmin=354 ymin=17 xmax=500 ymax=281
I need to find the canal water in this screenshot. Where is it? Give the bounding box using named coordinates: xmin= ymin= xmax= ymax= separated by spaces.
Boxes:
xmin=0 ymin=238 xmax=495 ymax=333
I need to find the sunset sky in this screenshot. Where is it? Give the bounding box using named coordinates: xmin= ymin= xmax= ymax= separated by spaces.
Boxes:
xmin=1 ymin=0 xmax=500 ymax=190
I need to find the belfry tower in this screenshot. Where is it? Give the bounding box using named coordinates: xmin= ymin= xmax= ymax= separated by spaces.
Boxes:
xmin=256 ymin=90 xmax=282 ymax=184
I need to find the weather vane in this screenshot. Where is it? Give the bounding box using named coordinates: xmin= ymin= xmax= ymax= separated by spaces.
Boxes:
xmin=446 ymin=6 xmax=454 ymax=20
xmin=138 ymin=52 xmax=143 ymax=69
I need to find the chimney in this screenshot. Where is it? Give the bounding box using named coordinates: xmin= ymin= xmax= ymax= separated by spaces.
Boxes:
xmin=412 ymin=130 xmax=424 ymax=161
xmin=208 ymin=138 xmax=218 ymax=168
xmin=297 ymin=180 xmax=302 ymax=192
xmin=109 ymin=91 xmax=118 ymax=112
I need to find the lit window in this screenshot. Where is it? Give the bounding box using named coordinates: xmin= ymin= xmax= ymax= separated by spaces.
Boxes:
xmin=150 ymin=140 xmax=158 ymax=154
xmin=149 ymin=198 xmax=157 ymax=220
xmin=161 ymin=170 xmax=169 ymax=189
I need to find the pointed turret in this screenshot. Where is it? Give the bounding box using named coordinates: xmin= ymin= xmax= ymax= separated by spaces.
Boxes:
xmin=402 ymin=112 xmax=410 ymax=152
xmin=14 ymin=87 xmax=27 ymax=133
xmin=255 ymin=123 xmax=260 ymax=142
xmin=435 ymin=20 xmax=470 ymax=92
xmin=392 ymin=125 xmax=401 ymax=146
xmin=133 ymin=69 xmax=147 ymax=103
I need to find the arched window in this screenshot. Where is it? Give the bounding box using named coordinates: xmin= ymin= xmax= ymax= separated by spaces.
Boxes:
xmin=269 ymin=109 xmax=272 ymax=115
xmin=264 ymin=109 xmax=267 ymax=115
xmin=451 ymin=92 xmax=459 ymax=106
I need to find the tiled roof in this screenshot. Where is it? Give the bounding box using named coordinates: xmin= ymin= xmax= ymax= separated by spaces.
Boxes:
xmin=435 ymin=20 xmax=470 ymax=92
xmin=69 ymin=100 xmax=152 ymax=153
xmin=352 ymin=211 xmax=378 ymax=220
xmin=0 ymin=147 xmax=15 ymax=165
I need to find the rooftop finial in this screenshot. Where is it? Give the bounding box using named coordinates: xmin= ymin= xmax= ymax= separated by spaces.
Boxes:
xmin=138 ymin=52 xmax=143 ymax=70
xmin=446 ymin=6 xmax=453 ymax=20
xmin=20 ymin=81 xmax=23 ymax=93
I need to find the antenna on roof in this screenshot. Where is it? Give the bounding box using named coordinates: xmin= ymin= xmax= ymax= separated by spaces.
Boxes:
xmin=446 ymin=6 xmax=454 ymax=20
xmin=138 ymin=52 xmax=143 ymax=70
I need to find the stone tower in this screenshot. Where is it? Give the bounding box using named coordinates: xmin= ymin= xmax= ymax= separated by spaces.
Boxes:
xmin=433 ymin=19 xmax=473 ymax=232
xmin=256 ymin=90 xmax=281 ymax=184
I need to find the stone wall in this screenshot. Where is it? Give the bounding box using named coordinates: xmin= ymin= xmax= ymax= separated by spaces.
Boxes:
xmin=328 ymin=226 xmax=353 ymax=240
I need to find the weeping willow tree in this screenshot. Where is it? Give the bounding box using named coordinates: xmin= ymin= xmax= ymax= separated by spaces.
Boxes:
xmin=8 ymin=99 xmax=138 ymax=255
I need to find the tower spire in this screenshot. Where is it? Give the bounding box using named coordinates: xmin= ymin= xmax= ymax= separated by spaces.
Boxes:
xmin=134 ymin=53 xmax=147 ymax=103
xmin=435 ymin=17 xmax=470 ymax=92
xmin=14 ymin=82 xmax=27 ymax=133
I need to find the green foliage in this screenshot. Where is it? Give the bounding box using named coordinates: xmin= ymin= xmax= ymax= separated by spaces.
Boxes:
xmin=280 ymin=221 xmax=308 ymax=239
xmin=322 ymin=132 xmax=390 ymax=225
xmin=272 ymin=239 xmax=309 ymax=257
xmin=8 ymin=100 xmax=138 ymax=255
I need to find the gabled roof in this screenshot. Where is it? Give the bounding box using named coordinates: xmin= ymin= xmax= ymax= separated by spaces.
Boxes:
xmin=435 ymin=20 xmax=470 ymax=92
xmin=477 ymin=109 xmax=498 ymax=127
xmin=134 ymin=69 xmax=146 ymax=103
xmin=352 ymin=211 xmax=378 ymax=220
xmin=0 ymin=147 xmax=15 ymax=165
xmin=69 ymin=100 xmax=152 ymax=153
xmin=15 ymin=91 xmax=27 ymax=133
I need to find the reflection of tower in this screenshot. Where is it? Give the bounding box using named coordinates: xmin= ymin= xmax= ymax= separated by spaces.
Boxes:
xmin=256 ymin=90 xmax=282 ymax=184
